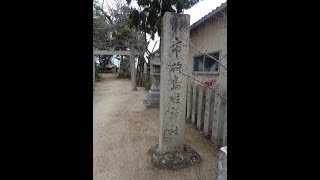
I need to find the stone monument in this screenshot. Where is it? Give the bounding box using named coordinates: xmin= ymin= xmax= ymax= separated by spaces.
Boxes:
xmin=149 ymin=12 xmax=201 ymax=169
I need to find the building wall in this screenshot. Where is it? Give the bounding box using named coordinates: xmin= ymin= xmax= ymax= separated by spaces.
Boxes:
xmin=188 ymin=10 xmax=227 ymax=93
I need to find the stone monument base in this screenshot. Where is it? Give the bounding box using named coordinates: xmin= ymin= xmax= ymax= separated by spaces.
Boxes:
xmin=144 ymin=90 xmax=160 ymax=108
xmin=148 ymin=144 xmax=201 ymax=170
xmin=144 ymin=99 xmax=159 ymax=108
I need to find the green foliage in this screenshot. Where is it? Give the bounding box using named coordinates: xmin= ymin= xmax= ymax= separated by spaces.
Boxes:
xmin=118 ymin=56 xmax=131 ymax=78
xmin=96 ymin=55 xmax=113 ymax=73
xmin=93 ymin=0 xmax=144 ymax=44
xmin=110 ymin=5 xmax=133 ymax=40
xmin=127 ymin=0 xmax=200 ymax=39
xmin=93 ymin=0 xmax=139 ymax=75
xmin=93 ymin=0 xmax=146 ymax=81
xmin=93 ymin=1 xmax=112 ymax=48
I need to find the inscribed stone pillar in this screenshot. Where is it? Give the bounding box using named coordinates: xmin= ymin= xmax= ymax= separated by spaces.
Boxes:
xmin=159 ymin=12 xmax=190 ymax=154
xmin=149 ymin=12 xmax=201 ymax=169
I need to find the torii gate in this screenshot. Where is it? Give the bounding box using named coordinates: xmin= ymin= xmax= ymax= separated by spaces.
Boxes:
xmin=93 ymin=39 xmax=145 ymax=91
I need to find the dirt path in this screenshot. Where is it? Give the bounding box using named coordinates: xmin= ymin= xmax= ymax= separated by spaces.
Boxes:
xmin=93 ymin=73 xmax=219 ymax=180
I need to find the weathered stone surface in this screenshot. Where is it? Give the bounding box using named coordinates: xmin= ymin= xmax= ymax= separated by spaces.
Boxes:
xmin=150 ymin=77 xmax=160 ymax=91
xmin=204 ymin=88 xmax=212 ymax=135
xmin=148 ymin=90 xmax=160 ymax=98
xmin=212 ymin=91 xmax=221 ymax=144
xmin=159 ymin=12 xmax=191 ymax=154
xmin=191 ymin=84 xmax=197 ymax=124
xmin=197 ymin=85 xmax=204 ymax=129
xmin=186 ymin=80 xmax=193 ymax=120
xmin=149 ymin=144 xmax=201 ymax=170
xmin=217 ymin=146 xmax=227 ymax=180
xmin=144 ymin=95 xmax=160 ymax=108
xmin=222 ymin=105 xmax=227 ymax=147
xmin=145 ymin=50 xmax=161 ymax=108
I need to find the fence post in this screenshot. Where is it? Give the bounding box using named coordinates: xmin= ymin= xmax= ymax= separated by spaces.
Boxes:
xmin=186 ymin=80 xmax=193 ymax=120
xmin=217 ymin=146 xmax=227 ymax=180
xmin=212 ymin=91 xmax=221 ymax=145
xmin=197 ymin=85 xmax=204 ymax=129
xmin=191 ymin=83 xmax=197 ymax=124
xmin=204 ymin=87 xmax=212 ymax=136
xmin=222 ymin=105 xmax=227 ymax=147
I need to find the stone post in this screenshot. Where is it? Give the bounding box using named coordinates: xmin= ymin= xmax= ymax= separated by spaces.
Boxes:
xmin=217 ymin=146 xmax=227 ymax=180
xmin=159 ymin=12 xmax=190 ymax=153
xmin=149 ymin=12 xmax=201 ymax=169
xmin=130 ymin=46 xmax=137 ymax=91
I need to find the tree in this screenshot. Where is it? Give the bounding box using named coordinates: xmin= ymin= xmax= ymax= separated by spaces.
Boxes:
xmin=126 ymin=0 xmax=200 ymax=40
xmin=125 ymin=0 xmax=201 ymax=88
xmin=93 ymin=0 xmax=141 ymax=76
xmin=108 ymin=1 xmax=146 ymax=84
xmin=93 ymin=0 xmax=113 ymax=73
xmin=118 ymin=56 xmax=131 ymax=78
xmin=94 ymin=0 xmax=160 ymax=87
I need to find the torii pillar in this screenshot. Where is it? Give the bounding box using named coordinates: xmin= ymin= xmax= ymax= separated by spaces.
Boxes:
xmin=130 ymin=45 xmax=137 ymax=91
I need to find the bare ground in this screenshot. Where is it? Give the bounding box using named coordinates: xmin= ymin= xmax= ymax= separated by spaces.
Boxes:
xmin=93 ymin=73 xmax=219 ymax=180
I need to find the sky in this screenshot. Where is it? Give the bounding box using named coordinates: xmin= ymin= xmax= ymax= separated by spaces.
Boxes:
xmin=96 ymin=0 xmax=227 ymax=66
xmin=145 ymin=0 xmax=226 ymax=55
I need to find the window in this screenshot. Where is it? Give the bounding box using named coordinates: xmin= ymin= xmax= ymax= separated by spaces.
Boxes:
xmin=193 ymin=51 xmax=220 ymax=74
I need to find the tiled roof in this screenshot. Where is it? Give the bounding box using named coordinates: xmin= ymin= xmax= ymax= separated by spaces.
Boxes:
xmin=190 ymin=2 xmax=227 ymax=31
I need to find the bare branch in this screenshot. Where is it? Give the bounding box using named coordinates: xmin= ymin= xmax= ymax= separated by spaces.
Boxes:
xmin=212 ymin=11 xmax=227 ymax=21
xmin=199 ymin=41 xmax=209 ymax=52
xmin=161 ymin=60 xmax=227 ymax=103
xmin=189 ymin=42 xmax=227 ymax=71
xmin=151 ymin=40 xmax=159 ymax=53
xmin=221 ymin=11 xmax=227 ymax=21
xmin=160 ymin=27 xmax=227 ymax=71
xmin=179 ymin=70 xmax=227 ymax=102
xmin=94 ymin=5 xmax=113 ymax=25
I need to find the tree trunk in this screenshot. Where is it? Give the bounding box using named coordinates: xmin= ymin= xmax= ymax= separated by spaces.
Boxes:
xmin=137 ymin=56 xmax=145 ymax=87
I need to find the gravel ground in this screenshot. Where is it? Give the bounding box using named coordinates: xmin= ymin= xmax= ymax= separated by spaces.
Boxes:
xmin=93 ymin=73 xmax=219 ymax=180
